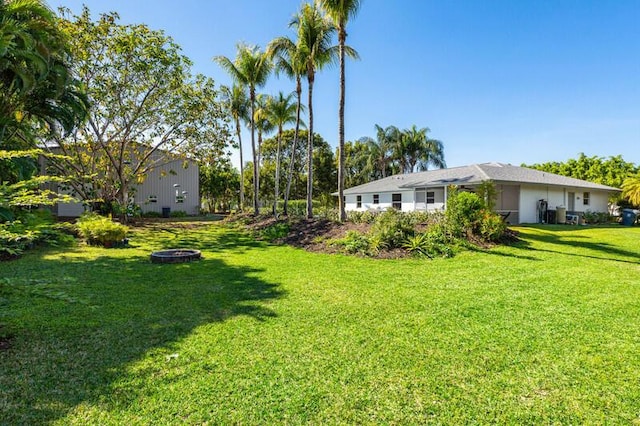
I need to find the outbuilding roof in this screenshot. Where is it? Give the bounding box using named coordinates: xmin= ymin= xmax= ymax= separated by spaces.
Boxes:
xmin=342 ymin=162 xmax=620 ymax=195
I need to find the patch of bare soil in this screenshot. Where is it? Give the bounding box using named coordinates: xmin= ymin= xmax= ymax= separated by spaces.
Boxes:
xmin=0 ymin=327 xmax=11 ymax=351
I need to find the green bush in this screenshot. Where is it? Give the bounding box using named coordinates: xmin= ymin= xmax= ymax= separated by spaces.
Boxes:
xmin=478 ymin=210 xmax=507 ymax=242
xmin=331 ymin=230 xmax=370 ymax=255
xmin=170 ymin=210 xmax=188 ymax=218
xmin=0 ymin=211 xmax=75 ymax=259
xmin=370 ymin=209 xmax=415 ymax=249
xmin=77 ymin=213 xmax=128 ymax=247
xmin=445 ymin=189 xmax=484 ymax=237
xmin=261 ymin=222 xmax=290 ymax=242
xmin=347 ymin=210 xmax=379 ymax=224
xmin=582 ymin=210 xmax=611 ymax=225
xmin=141 ymin=211 xmax=162 ymax=218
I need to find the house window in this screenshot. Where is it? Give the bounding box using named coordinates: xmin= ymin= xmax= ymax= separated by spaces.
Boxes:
xmin=426 ymin=191 xmax=435 ymax=204
xmin=148 ymin=195 xmax=157 ymax=203
xmin=392 ymin=193 xmax=402 ymax=210
xmin=357 ymin=195 xmax=362 ymax=208
xmin=176 ymin=195 xmax=184 ymax=204
xmin=373 ymin=194 xmax=379 ymax=204
xmin=583 ymin=192 xmax=590 ymax=206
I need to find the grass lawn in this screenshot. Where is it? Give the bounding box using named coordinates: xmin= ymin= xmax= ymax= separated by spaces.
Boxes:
xmin=1 ymin=222 xmax=639 ymax=424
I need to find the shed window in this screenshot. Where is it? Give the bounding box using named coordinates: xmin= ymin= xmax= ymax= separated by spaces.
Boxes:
xmin=583 ymin=192 xmax=590 ymax=206
xmin=357 ymin=195 xmax=362 ymax=208
xmin=427 ymin=191 xmax=435 ymax=204
xmin=373 ymin=194 xmax=379 ymax=204
xmin=392 ymin=193 xmax=402 ymax=210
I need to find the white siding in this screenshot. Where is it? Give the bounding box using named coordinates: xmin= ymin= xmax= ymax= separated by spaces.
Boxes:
xmin=345 ymin=190 xmax=414 ymax=212
xmin=519 ymin=185 xmax=610 ymax=223
xmin=133 ymin=159 xmax=199 ymax=215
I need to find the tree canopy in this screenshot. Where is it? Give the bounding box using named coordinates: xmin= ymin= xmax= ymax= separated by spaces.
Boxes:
xmin=46 ymin=7 xmax=230 ymax=213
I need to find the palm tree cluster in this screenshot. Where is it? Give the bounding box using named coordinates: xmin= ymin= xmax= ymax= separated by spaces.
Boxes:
xmin=215 ymin=0 xmax=360 ymax=219
xmin=344 ymin=124 xmax=445 ymax=187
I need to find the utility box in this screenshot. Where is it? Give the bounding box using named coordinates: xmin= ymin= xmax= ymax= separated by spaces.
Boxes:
xmin=162 ymin=207 xmax=171 ymax=218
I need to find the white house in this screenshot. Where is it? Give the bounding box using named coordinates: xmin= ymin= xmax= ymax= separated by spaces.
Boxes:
xmin=342 ymin=162 xmax=620 ymax=224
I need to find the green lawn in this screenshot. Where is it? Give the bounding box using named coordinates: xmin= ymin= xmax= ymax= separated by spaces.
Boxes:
xmin=1 ymin=222 xmax=639 ymax=424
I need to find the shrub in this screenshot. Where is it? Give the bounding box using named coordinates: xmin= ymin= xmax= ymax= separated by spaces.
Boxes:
xmin=77 ymin=213 xmax=128 ymax=247
xmin=261 ymin=222 xmax=290 ymax=242
xmin=478 ymin=210 xmax=507 ymax=242
xmin=370 ymin=209 xmax=415 ymax=249
xmin=331 ymin=230 xmax=370 ymax=255
xmin=0 ymin=212 xmax=76 ymax=259
xmin=445 ymin=188 xmax=484 ymax=237
xmin=170 ymin=210 xmax=188 ymax=218
xmin=141 ymin=211 xmax=162 ymax=218
xmin=347 ymin=210 xmax=378 ymax=224
xmin=582 ymin=210 xmax=610 ymax=225
xmin=403 ymin=232 xmax=454 ymax=258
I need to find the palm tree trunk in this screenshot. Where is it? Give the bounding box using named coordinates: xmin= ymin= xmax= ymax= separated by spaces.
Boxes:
xmin=257 ymin=129 xmax=263 ymax=211
xmin=306 ymin=75 xmax=314 ymax=219
xmin=250 ymin=89 xmax=259 ymax=216
xmin=274 ymin=124 xmax=283 ymax=217
xmin=236 ymin=118 xmax=244 ymax=211
xmin=284 ymin=77 xmax=302 ymax=217
xmin=338 ymin=30 xmax=347 ymax=222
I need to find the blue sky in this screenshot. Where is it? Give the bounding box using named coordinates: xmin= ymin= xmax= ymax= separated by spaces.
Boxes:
xmin=50 ymin=0 xmax=640 ymax=169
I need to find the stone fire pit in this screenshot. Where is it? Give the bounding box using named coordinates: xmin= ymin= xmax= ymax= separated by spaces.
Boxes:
xmin=150 ymin=249 xmax=202 ymax=264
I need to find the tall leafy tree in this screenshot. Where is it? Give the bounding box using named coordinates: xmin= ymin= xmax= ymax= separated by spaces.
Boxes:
xmin=622 ymin=175 xmax=640 ymax=206
xmin=1 ymin=0 xmax=86 ymax=145
xmin=267 ymin=35 xmax=306 ymax=216
xmin=266 ymin=91 xmax=297 ymax=216
xmin=215 ymin=43 xmax=272 ymax=215
xmin=293 ymin=2 xmax=338 ymax=218
xmin=253 ymin=93 xmax=274 ymax=209
xmin=220 ymin=84 xmax=249 ymax=210
xmin=318 ymin=0 xmax=361 ymax=221
xmin=49 ymin=8 xmax=229 ymax=218
xmin=358 ymin=124 xmax=398 ymax=179
xmin=400 ymin=125 xmax=445 ymax=173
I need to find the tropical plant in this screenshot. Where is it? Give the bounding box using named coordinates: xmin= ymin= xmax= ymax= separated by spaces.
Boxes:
xmin=292 ymin=2 xmax=339 ymax=218
xmin=220 ymin=85 xmax=249 ymax=210
xmin=621 ymin=175 xmax=640 ymax=206
xmin=267 ymin=35 xmax=307 ymax=216
xmin=51 ymin=8 xmax=228 ymax=221
xmin=0 ymin=0 xmax=87 ymax=146
xmin=358 ymin=124 xmax=400 ymax=179
xmin=265 ymin=91 xmax=297 ymax=216
xmin=215 ymin=43 xmax=272 ymax=215
xmin=318 ymin=0 xmax=362 ymax=222
xmin=400 ymin=125 xmax=445 ymax=173
xmin=253 ymin=93 xmax=275 ymax=209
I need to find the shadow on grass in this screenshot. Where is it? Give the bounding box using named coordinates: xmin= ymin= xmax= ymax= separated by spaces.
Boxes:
xmin=0 ymin=245 xmax=284 ymax=423
xmin=513 ymin=226 xmax=640 ymax=265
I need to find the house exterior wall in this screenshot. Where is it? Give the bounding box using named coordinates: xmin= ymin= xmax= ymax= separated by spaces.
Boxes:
xmin=345 ymin=190 xmax=414 ymax=212
xmin=519 ymin=185 xmax=610 ymax=223
xmin=133 ymin=159 xmax=199 ymax=215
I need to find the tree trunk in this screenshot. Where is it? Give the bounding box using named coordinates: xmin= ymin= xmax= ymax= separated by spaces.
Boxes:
xmin=236 ymin=117 xmax=244 ymax=211
xmin=257 ymin=129 xmax=262 ymax=213
xmin=284 ymin=77 xmax=302 ymax=217
xmin=306 ymin=75 xmax=314 ymax=219
xmin=250 ymin=89 xmax=259 ymax=216
xmin=337 ymin=29 xmax=347 ymax=222
xmin=273 ymin=124 xmax=283 ymax=217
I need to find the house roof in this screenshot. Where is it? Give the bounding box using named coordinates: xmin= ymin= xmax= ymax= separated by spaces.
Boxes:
xmin=342 ymin=162 xmax=620 ymax=194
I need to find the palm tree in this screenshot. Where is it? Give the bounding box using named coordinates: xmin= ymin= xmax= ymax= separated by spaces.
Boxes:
xmin=293 ymin=2 xmax=340 ymax=218
xmin=318 ymin=0 xmax=361 ymax=222
xmin=401 ymin=126 xmax=445 ymax=173
xmin=358 ymin=124 xmax=398 ymax=179
xmin=267 ymin=36 xmax=306 ymax=216
xmin=220 ymin=85 xmax=249 ymax=210
xmin=0 ymin=0 xmax=87 ymax=146
xmin=266 ymin=91 xmax=298 ymax=216
xmin=214 ymin=43 xmax=272 ymax=215
xmin=253 ymin=93 xmax=275 ymax=206
xmin=622 ymin=175 xmax=640 ymax=206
